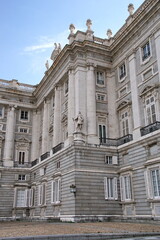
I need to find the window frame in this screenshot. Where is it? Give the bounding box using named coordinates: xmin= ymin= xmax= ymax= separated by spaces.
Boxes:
xmin=51 ymin=178 xmax=61 ymax=204
xmin=104 ymin=177 xmax=118 ymax=200
xmin=0 ymin=106 xmax=4 ymax=119
xmin=96 ymin=71 xmax=105 ymax=86
xmin=38 ymin=183 xmax=46 ymax=206
xmin=144 ymin=95 xmax=157 ymax=125
xmin=118 ymin=62 xmax=127 ymax=82
xmin=99 ymin=124 xmax=107 ymax=144
xmin=140 ymin=39 xmax=152 ymax=65
xmin=18 ymin=151 xmax=26 ymax=165
xmin=120 ymin=173 xmax=133 ymax=202
xmin=19 ymin=110 xmax=29 ymax=122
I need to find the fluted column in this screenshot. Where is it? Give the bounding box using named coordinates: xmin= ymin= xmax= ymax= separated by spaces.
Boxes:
xmin=68 ymin=69 xmax=75 ymax=142
xmin=155 ymin=29 xmax=160 ymax=79
xmin=107 ymin=71 xmax=118 ymax=138
xmin=86 ymin=64 xmax=97 ymax=142
xmin=129 ymin=53 xmax=141 ymax=140
xmin=53 ymin=86 xmax=61 ymax=146
xmin=31 ymin=110 xmax=40 ymax=161
xmin=42 ymin=99 xmax=49 ymax=154
xmin=3 ymin=105 xmax=16 ymax=167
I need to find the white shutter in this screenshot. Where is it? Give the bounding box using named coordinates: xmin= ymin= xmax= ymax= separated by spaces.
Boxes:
xmin=15 ymin=174 xmax=19 ymax=180
xmin=58 ymin=179 xmax=61 ymax=202
xmin=13 ymin=188 xmax=17 ymax=207
xmin=144 ymin=170 xmax=153 ymax=199
xmin=38 ymin=185 xmax=42 ymax=205
xmin=112 ymin=156 xmax=118 ymax=165
xmin=113 ymin=177 xmax=118 ymax=200
xmin=120 ymin=176 xmax=124 ymax=201
xmin=25 ymin=189 xmax=29 ymax=207
xmin=40 ymin=168 xmax=44 ymax=176
xmin=104 ymin=177 xmax=108 ymax=199
xmin=51 ymin=181 xmax=55 ymax=203
xmin=42 ymin=183 xmax=46 ymax=205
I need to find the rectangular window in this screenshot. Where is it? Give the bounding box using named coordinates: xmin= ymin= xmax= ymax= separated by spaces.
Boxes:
xmin=0 ymin=107 xmax=4 ymax=118
xmin=105 ymin=156 xmax=112 ymax=164
xmin=19 ymin=128 xmax=28 ymax=133
xmin=99 ymin=124 xmax=106 ymax=144
xmin=142 ymin=42 xmax=150 ymax=61
xmin=51 ymin=178 xmax=61 ymax=204
xmin=151 ymin=169 xmax=160 ymax=198
xmin=145 ymin=96 xmax=156 ymax=125
xmin=38 ymin=183 xmax=46 ymax=206
xmin=119 ymin=63 xmax=126 ymax=80
xmin=121 ymin=112 xmax=129 ymax=136
xmin=104 ymin=177 xmax=118 ymax=200
xmin=18 ymin=175 xmax=26 ymax=181
xmin=16 ymin=189 xmax=26 ymax=207
xmin=18 ymin=151 xmax=25 ymax=165
xmin=65 ymin=80 xmax=68 ymax=95
xmin=120 ymin=174 xmax=132 ymax=201
xmin=97 ymin=94 xmax=105 ymax=101
xmin=96 ymin=72 xmax=104 ymax=85
xmin=20 ymin=110 xmax=28 ymax=121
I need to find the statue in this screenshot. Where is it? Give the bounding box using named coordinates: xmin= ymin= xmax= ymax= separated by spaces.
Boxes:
xmin=50 ymin=43 xmax=62 ymax=61
xmin=128 ymin=3 xmax=134 ymax=15
xmin=73 ymin=112 xmax=84 ymax=132
xmin=86 ymin=19 xmax=92 ymax=31
xmin=69 ymin=24 xmax=75 ymax=35
xmin=45 ymin=60 xmax=49 ymax=70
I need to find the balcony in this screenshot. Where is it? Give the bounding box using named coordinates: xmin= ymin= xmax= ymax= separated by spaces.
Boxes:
xmin=31 ymin=158 xmax=38 ymax=167
xmin=52 ymin=142 xmax=64 ymax=155
xmin=41 ymin=152 xmax=50 ymax=161
xmin=100 ymin=134 xmax=133 ymax=147
xmin=140 ymin=121 xmax=160 ymax=136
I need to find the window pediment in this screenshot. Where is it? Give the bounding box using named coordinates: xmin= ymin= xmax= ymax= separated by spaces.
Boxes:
xmin=117 ymin=100 xmax=131 ymax=111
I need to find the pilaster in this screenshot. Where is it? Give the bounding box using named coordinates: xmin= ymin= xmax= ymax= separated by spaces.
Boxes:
xmin=42 ymin=99 xmax=50 ymax=154
xmin=154 ymin=29 xmax=160 ymax=80
xmin=53 ymin=86 xmax=61 ymax=146
xmin=68 ymin=68 xmax=75 ymax=143
xmin=31 ymin=109 xmax=40 ymax=161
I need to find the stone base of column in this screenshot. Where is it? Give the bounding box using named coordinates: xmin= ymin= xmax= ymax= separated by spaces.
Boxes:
xmin=3 ymin=159 xmax=14 ymax=167
xmin=87 ymin=135 xmax=99 ymax=145
xmin=133 ymin=127 xmax=141 ymax=141
xmin=73 ymin=132 xmax=85 ymax=143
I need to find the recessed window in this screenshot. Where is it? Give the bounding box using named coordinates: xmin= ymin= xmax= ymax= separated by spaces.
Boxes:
xmin=97 ymin=94 xmax=105 ymax=101
xmin=120 ymin=174 xmax=132 ymax=201
xmin=99 ymin=124 xmax=106 ymax=144
xmin=142 ymin=42 xmax=151 ymax=61
xmin=18 ymin=175 xmax=26 ymax=181
xmin=119 ymin=63 xmax=126 ymax=81
xmin=0 ymin=106 xmax=4 ymax=119
xmin=64 ymin=80 xmax=68 ymax=95
xmin=18 ymin=151 xmax=25 ymax=165
xmin=105 ymin=156 xmax=112 ymax=164
xmin=104 ymin=177 xmax=118 ymax=200
xmin=96 ymin=71 xmax=105 ymax=85
xmin=38 ymin=183 xmax=46 ymax=206
xmin=121 ymin=112 xmax=129 ymax=136
xmin=19 ymin=127 xmax=28 ymax=133
xmin=145 ymin=96 xmax=156 ymax=125
xmin=51 ymin=178 xmax=61 ymax=204
xmin=20 ymin=110 xmax=29 ymax=121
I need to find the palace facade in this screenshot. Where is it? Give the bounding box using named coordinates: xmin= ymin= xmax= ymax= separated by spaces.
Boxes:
xmin=0 ymin=0 xmax=160 ymax=222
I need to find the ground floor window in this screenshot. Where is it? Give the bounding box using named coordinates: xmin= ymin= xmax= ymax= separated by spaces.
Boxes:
xmin=38 ymin=183 xmax=46 ymax=206
xmin=120 ymin=174 xmax=132 ymax=201
xmin=145 ymin=167 xmax=160 ymax=199
xmin=51 ymin=178 xmax=61 ymax=204
xmin=104 ymin=177 xmax=118 ymax=200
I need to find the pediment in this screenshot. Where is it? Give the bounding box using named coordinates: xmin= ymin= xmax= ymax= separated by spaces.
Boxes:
xmin=15 ymin=137 xmax=31 ymax=143
xmin=117 ymin=100 xmax=131 ymax=111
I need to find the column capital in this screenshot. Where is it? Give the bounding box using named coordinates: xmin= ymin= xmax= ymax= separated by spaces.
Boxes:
xmin=86 ymin=62 xmax=95 ymax=71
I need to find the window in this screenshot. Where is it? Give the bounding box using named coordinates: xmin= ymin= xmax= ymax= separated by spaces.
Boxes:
xmin=18 ymin=151 xmax=25 ymax=165
xmin=38 ymin=183 xmax=46 ymax=205
xmin=145 ymin=96 xmax=156 ymax=125
xmin=64 ymin=80 xmax=68 ymax=95
xmin=119 ymin=87 xmax=127 ymax=98
xmin=105 ymin=155 xmax=118 ymax=165
xmin=104 ymin=177 xmax=118 ymax=200
xmin=0 ymin=107 xmax=4 ymax=118
xmin=120 ymin=174 xmax=132 ymax=201
xmin=51 ymin=178 xmax=61 ymax=204
xmin=144 ymin=167 xmax=160 ymax=200
xmin=15 ymin=189 xmax=29 ymax=207
xmin=96 ymin=71 xmax=105 ymax=85
xmin=119 ymin=63 xmax=126 ymax=80
xmin=151 ymin=169 xmax=160 ymax=198
xmin=99 ymin=124 xmax=106 ymax=143
xmin=19 ymin=128 xmax=28 ymax=133
xmin=18 ymin=175 xmax=26 ymax=181
xmin=28 ymin=188 xmax=35 ymax=207
xmin=20 ymin=110 xmax=29 ymax=121
xmin=97 ymin=94 xmax=105 ymax=101
xmin=142 ymin=42 xmax=151 ymax=61
xmin=121 ymin=112 xmax=129 ymax=136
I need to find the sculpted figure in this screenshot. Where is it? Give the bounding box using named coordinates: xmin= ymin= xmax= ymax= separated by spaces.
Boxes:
xmin=74 ymin=112 xmax=84 ymax=132
xmin=50 ymin=43 xmax=61 ymax=61
xmin=45 ymin=60 xmax=49 ymax=70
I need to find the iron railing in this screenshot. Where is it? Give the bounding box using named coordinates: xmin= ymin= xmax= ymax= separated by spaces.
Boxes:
xmin=31 ymin=158 xmax=38 ymax=167
xmin=41 ymin=152 xmax=50 ymax=161
xmin=52 ymin=142 xmax=64 ymax=155
xmin=100 ymin=134 xmax=133 ymax=147
xmin=140 ymin=121 xmax=160 ymax=136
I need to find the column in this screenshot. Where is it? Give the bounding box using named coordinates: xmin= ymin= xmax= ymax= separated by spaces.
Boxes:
xmin=31 ymin=110 xmax=40 ymax=161
xmin=107 ymin=72 xmax=119 ymax=138
xmin=3 ymin=105 xmax=16 ymax=167
xmin=68 ymin=69 xmax=75 ymax=142
xmin=154 ymin=29 xmax=160 ymax=79
xmin=129 ymin=53 xmax=141 ymax=140
xmin=42 ymin=99 xmax=49 ymax=154
xmin=86 ymin=64 xmax=97 ymax=143
xmin=53 ymin=86 xmax=61 ymax=146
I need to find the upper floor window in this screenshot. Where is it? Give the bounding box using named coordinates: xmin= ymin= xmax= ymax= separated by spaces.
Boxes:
xmin=119 ymin=63 xmax=126 ymax=81
xmin=96 ymin=93 xmax=106 ymax=101
xmin=18 ymin=151 xmax=25 ymax=165
xmin=96 ymin=71 xmax=105 ymax=85
xmin=0 ymin=106 xmax=4 ymax=118
xmin=142 ymin=42 xmax=151 ymax=61
xmin=20 ymin=110 xmax=29 ymax=121
xmin=105 ymin=155 xmax=118 ymax=165
xmin=99 ymin=124 xmax=106 ymax=144
xmin=120 ymin=174 xmax=132 ymax=201
xmin=121 ymin=111 xmax=129 ymax=136
xmin=64 ymin=80 xmax=68 ymax=95
xmin=104 ymin=177 xmax=118 ymax=200
xmin=19 ymin=127 xmax=28 ymax=133
xmin=145 ymin=96 xmax=156 ymax=125
xmin=18 ymin=174 xmax=26 ymax=181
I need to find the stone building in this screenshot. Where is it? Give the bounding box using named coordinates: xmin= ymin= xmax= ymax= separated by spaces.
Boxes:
xmin=0 ymin=0 xmax=160 ymax=222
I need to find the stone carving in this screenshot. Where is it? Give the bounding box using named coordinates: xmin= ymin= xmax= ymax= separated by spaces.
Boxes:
xmin=45 ymin=60 xmax=49 ymax=70
xmin=69 ymin=24 xmax=75 ymax=34
xmin=86 ymin=19 xmax=92 ymax=31
xmin=50 ymin=43 xmax=62 ymax=61
xmin=73 ymin=112 xmax=84 ymax=132
xmin=107 ymin=29 xmax=112 ymax=39
xmin=128 ymin=3 xmax=134 ymax=15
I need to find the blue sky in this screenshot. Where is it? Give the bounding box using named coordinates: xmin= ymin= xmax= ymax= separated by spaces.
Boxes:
xmin=0 ymin=0 xmax=144 ymax=85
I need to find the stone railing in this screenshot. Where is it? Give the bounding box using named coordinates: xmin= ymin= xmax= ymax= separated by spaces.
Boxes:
xmin=0 ymin=79 xmax=36 ymax=93
xmin=140 ymin=121 xmax=160 ymax=136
